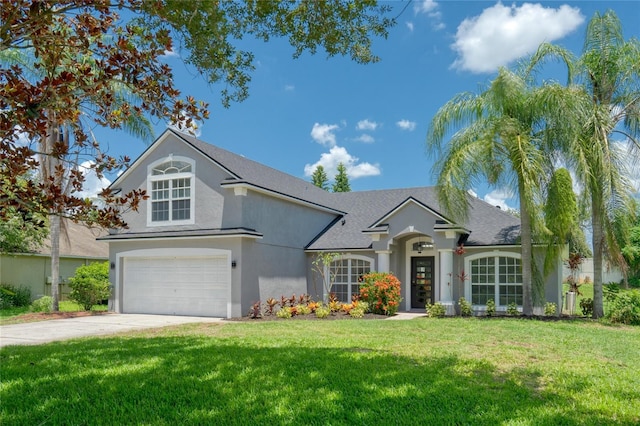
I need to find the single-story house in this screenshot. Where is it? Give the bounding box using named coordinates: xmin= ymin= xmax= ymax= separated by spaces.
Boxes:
xmin=100 ymin=129 xmax=563 ymax=317
xmin=0 ymin=220 xmax=108 ymax=300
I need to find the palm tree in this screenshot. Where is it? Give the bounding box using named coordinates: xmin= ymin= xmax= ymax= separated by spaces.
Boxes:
xmin=566 ymin=11 xmax=640 ymax=318
xmin=427 ymin=67 xmax=575 ymax=315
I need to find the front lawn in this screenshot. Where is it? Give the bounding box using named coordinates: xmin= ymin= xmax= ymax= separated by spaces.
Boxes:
xmin=1 ymin=318 xmax=638 ymax=425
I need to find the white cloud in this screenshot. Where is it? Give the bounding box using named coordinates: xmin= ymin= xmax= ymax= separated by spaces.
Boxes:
xmin=355 ymin=134 xmax=375 ymax=144
xmin=310 ymin=123 xmax=340 ymax=147
xmin=414 ymin=0 xmax=444 ymax=30
xmin=483 ymin=188 xmax=515 ymax=211
xmin=414 ymin=0 xmax=438 ymax=14
xmin=303 ymin=146 xmax=380 ymax=180
xmin=406 ymin=22 xmax=414 ymax=32
xmin=467 ymin=189 xmax=478 ymax=198
xmin=284 ymin=84 xmax=295 ymax=92
xmin=74 ymin=161 xmax=111 ymax=201
xmin=161 ymin=49 xmax=180 ymax=58
xmin=451 ymin=3 xmax=584 ymax=73
xmin=396 ymin=119 xmax=417 ymax=131
xmin=356 ymin=119 xmax=378 ymax=131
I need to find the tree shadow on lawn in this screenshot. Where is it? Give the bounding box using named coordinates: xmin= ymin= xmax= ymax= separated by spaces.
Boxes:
xmin=0 ymin=336 xmax=621 ymax=425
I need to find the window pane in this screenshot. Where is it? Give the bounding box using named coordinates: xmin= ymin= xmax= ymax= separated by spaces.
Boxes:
xmin=152 ymin=180 xmax=169 ymax=200
xmin=151 ymin=201 xmax=169 ymax=221
xmin=172 ymin=199 xmax=190 ymax=220
xmin=333 ymin=284 xmax=349 ymax=303
xmin=472 ymin=284 xmax=493 ymax=305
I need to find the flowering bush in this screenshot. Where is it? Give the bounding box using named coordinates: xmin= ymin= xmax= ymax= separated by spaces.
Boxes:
xmin=359 ymin=272 xmax=402 ymax=316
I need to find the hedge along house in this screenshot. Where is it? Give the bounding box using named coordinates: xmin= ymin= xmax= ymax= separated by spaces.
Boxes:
xmin=99 ymin=129 xmax=563 ymax=318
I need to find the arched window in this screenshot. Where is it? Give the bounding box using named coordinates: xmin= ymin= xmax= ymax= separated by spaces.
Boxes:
xmin=147 ymin=156 xmax=195 ymax=225
xmin=329 ymin=256 xmax=372 ymax=303
xmin=466 ymin=253 xmax=522 ymax=307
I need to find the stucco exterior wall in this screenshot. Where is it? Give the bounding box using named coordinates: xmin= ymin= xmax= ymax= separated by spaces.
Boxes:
xmin=0 ymin=254 xmax=105 ymax=300
xmin=114 ymin=135 xmax=237 ymax=232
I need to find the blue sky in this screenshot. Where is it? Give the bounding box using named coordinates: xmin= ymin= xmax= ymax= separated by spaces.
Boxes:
xmin=91 ymin=1 xmax=640 ymax=210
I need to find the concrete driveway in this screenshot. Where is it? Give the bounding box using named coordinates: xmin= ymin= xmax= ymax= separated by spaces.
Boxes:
xmin=0 ymin=314 xmax=223 ymax=347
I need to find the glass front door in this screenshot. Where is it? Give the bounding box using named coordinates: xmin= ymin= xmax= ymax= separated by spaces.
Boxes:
xmin=411 ymin=257 xmax=434 ymax=309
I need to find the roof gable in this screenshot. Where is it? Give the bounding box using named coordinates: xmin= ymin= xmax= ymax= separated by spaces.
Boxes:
xmin=368 ymin=196 xmax=452 ymax=229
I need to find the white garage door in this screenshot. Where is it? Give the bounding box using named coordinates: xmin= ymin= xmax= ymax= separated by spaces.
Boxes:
xmin=123 ymin=255 xmax=229 ymax=317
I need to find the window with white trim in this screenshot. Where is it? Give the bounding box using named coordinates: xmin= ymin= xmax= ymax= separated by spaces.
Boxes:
xmin=148 ymin=157 xmax=195 ymax=225
xmin=468 ymin=254 xmax=523 ymax=306
xmin=329 ymin=257 xmax=371 ymax=303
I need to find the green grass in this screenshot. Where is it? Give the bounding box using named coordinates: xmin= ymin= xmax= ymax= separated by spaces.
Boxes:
xmin=1 ymin=319 xmax=639 ymax=425
xmin=0 ymin=306 xmax=30 ymax=318
xmin=0 ymin=302 xmax=108 ymax=325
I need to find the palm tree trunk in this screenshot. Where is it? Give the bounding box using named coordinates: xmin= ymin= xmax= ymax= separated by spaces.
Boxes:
xmin=519 ymin=187 xmax=534 ymax=316
xmin=591 ymin=196 xmax=605 ymax=318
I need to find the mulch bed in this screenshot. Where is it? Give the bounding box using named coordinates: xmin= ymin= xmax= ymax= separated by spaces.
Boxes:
xmin=225 ymin=312 xmax=390 ymax=322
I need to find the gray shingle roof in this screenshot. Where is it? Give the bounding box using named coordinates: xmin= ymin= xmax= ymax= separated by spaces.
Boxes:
xmin=174 ymin=131 xmax=343 ymax=213
xmin=306 ymin=188 xmax=520 ymax=250
xmin=119 ymin=130 xmax=520 ymax=248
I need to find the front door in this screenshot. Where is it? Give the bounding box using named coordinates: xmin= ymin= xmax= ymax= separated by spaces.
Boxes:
xmin=411 ymin=257 xmax=434 ymax=309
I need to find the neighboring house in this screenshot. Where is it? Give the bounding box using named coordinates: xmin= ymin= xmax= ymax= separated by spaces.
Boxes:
xmin=0 ymin=220 xmax=108 ymax=300
xmin=99 ymin=129 xmax=563 ymax=318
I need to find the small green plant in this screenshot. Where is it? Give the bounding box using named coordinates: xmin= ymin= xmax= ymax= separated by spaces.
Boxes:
xmin=356 ymin=301 xmax=369 ymax=313
xmin=544 ymin=302 xmax=557 ymax=316
xmin=276 ymin=307 xmax=292 ymax=319
xmin=628 ymin=277 xmax=640 ymax=288
xmin=0 ymin=284 xmax=31 ymax=309
xmin=580 ymin=298 xmax=594 ymax=317
xmin=359 ymin=272 xmax=402 ymax=315
xmin=68 ymin=262 xmax=111 ymax=311
xmin=605 ymin=290 xmax=640 ymax=325
xmin=506 ymin=302 xmax=519 ymax=316
xmin=426 ymin=302 xmax=446 ymax=318
xmin=486 ymin=299 xmax=496 ymax=317
xmin=296 ymin=304 xmax=311 ymax=316
xmin=349 ymin=307 xmax=365 ymax=318
xmin=31 ymin=296 xmax=53 ymax=313
xmin=458 ymin=297 xmax=472 ymax=316
xmin=315 ymin=305 xmax=330 ymax=318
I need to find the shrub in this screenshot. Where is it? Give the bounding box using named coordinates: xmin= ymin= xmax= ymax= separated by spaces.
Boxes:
xmin=544 ymin=302 xmax=557 ymax=316
xmin=265 ymin=298 xmax=278 ymax=315
xmin=356 ymin=301 xmax=369 ymax=313
xmin=604 ymin=283 xmax=620 ymax=302
xmin=580 ymin=298 xmax=594 ymax=317
xmin=628 ymin=277 xmax=640 ymax=288
xmin=296 ymin=304 xmax=311 ymax=316
xmin=458 ymin=297 xmax=472 ymax=316
xmin=248 ymin=301 xmax=262 ymax=319
xmin=0 ymin=284 xmax=32 ymax=309
xmin=507 ymin=302 xmax=519 ymax=316
xmin=31 ymin=296 xmax=53 ymax=313
xmin=68 ymin=262 xmax=111 ymax=311
xmin=486 ymin=299 xmax=496 ymax=317
xmin=605 ymin=290 xmax=640 ymax=325
xmin=426 ymin=302 xmax=446 ymax=318
xmin=359 ymin=272 xmax=402 ymax=316
xmin=349 ymin=307 xmax=365 ymax=318
xmin=315 ymin=305 xmax=330 ymax=318
xmin=276 ymin=307 xmax=292 ymax=319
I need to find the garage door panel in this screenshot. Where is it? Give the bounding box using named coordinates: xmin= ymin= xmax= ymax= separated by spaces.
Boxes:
xmin=123 ymin=255 xmax=229 ymax=317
